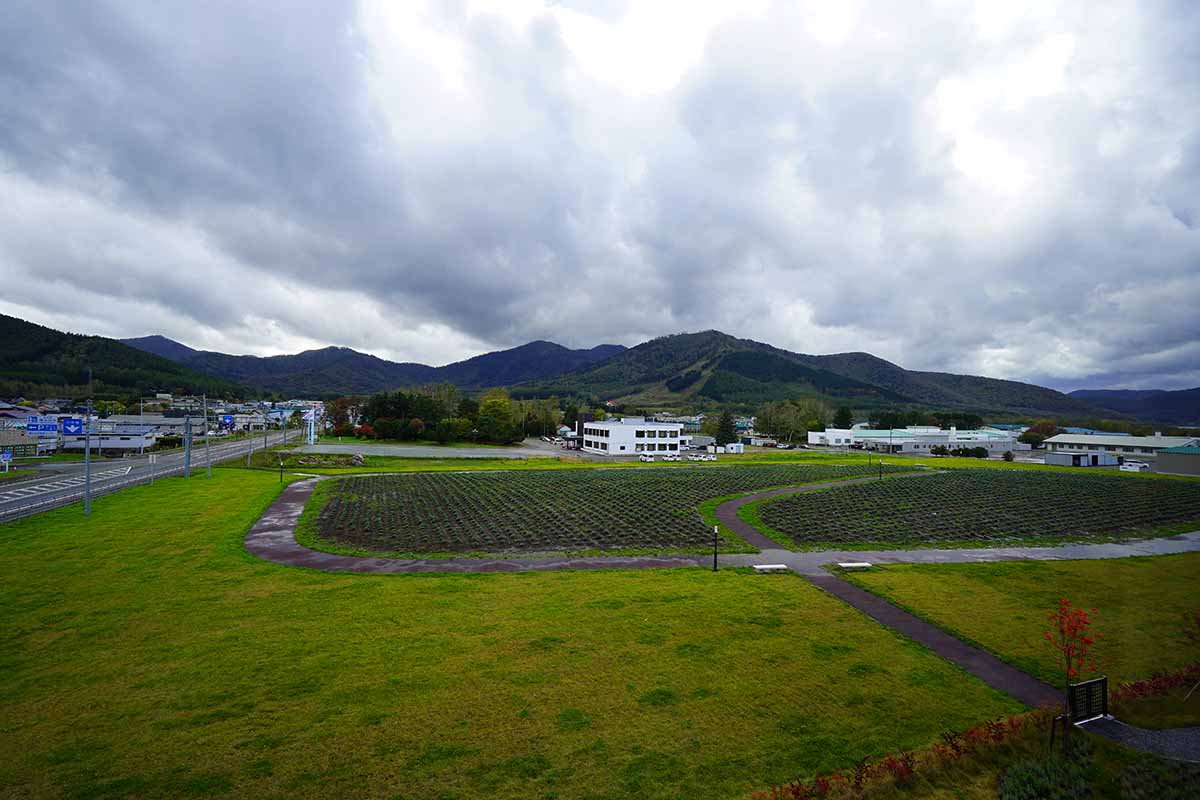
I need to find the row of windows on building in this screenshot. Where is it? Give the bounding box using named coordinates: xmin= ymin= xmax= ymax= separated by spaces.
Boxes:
xmin=582 ymin=440 xmax=681 ymax=452
xmin=1053 ymin=443 xmax=1155 ymax=454
xmin=581 ymin=427 xmax=679 ymax=439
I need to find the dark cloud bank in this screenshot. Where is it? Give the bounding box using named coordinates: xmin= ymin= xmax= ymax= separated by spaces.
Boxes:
xmin=0 ymin=0 xmax=1197 ymax=390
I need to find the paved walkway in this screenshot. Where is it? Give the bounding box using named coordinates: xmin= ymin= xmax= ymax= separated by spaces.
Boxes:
xmin=244 ymin=476 xmax=1200 ymax=757
xmin=1078 ymin=717 xmax=1200 ymax=763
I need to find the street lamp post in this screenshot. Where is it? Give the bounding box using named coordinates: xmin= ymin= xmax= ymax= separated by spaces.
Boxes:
xmin=184 ymin=416 xmax=192 ymax=478
xmin=204 ymin=395 xmax=212 ymax=478
xmin=84 ymin=397 xmax=92 ymax=516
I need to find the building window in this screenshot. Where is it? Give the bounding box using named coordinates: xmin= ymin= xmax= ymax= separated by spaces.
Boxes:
xmin=635 ymin=430 xmax=644 ymax=438
xmin=658 ymin=430 xmax=667 ymax=438
xmin=635 ymin=444 xmax=643 ymax=452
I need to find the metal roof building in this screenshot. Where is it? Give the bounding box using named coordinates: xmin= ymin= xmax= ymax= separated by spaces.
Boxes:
xmin=1043 ymin=433 xmax=1200 ymax=468
xmin=1157 ymin=445 xmax=1200 ymax=477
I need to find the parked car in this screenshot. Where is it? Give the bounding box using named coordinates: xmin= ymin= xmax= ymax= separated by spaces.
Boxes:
xmin=776 ymin=443 xmax=792 ymax=450
xmin=1119 ymin=460 xmax=1150 ymax=472
xmin=662 ymin=453 xmax=680 ymax=462
xmin=704 ymin=454 xmax=717 ymax=462
xmin=687 ymin=454 xmax=702 ymax=462
xmin=639 ymin=453 xmax=655 ymax=463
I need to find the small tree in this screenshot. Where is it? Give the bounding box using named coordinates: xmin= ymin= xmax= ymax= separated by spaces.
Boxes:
xmin=832 ymin=406 xmax=854 ymax=429
xmin=1044 ymin=599 xmax=1099 ymax=749
xmin=1003 ymin=450 xmax=1015 ymax=462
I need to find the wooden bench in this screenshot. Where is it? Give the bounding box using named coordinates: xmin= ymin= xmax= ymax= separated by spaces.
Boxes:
xmin=753 ymin=564 xmax=790 ymax=574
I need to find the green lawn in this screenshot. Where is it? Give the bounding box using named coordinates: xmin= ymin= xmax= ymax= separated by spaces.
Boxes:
xmin=0 ymin=469 xmax=1021 ymax=799
xmin=844 ymin=556 xmax=1200 ymax=687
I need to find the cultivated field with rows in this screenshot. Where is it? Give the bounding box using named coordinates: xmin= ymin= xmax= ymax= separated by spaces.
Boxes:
xmin=757 ymin=469 xmax=1200 ymax=548
xmin=310 ymin=463 xmax=915 ymax=555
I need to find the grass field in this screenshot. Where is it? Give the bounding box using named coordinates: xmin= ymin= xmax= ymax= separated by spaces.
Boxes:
xmin=0 ymin=469 xmax=1024 ymax=800
xmin=843 ymin=555 xmax=1200 ymax=688
xmin=300 ymin=465 xmax=912 ymax=558
xmin=749 ymin=469 xmax=1200 ymax=549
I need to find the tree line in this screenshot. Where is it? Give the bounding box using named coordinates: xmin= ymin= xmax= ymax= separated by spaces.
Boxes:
xmin=325 ymin=384 xmax=565 ymax=445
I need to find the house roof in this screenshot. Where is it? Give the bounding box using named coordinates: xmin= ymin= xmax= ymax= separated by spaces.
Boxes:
xmin=1161 ymin=446 xmax=1200 ymax=455
xmin=1044 ymin=434 xmax=1198 ymax=448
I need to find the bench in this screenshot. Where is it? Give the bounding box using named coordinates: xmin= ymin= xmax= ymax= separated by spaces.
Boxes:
xmin=837 ymin=562 xmax=873 ymax=571
xmin=753 ymin=564 xmax=790 ymax=574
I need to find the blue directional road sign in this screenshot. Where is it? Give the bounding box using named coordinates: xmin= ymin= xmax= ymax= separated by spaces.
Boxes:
xmin=62 ymin=418 xmax=84 ymax=435
xmin=1 ymin=450 xmax=11 ymax=462
xmin=221 ymin=415 xmax=234 ymax=426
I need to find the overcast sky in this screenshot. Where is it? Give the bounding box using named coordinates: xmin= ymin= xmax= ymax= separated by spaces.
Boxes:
xmin=1 ymin=1 xmax=1198 ymax=391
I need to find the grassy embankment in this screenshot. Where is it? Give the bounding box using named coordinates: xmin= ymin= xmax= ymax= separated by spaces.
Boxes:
xmin=844 ymin=555 xmax=1200 ymax=727
xmin=1 ymin=468 xmax=1022 ymax=799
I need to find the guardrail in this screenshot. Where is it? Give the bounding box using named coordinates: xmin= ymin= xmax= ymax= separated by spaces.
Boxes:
xmin=0 ymin=430 xmax=290 ymax=524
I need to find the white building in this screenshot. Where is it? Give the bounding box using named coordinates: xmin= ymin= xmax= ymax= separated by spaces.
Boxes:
xmin=62 ymin=423 xmax=155 ymax=453
xmin=808 ymin=426 xmax=1024 ymax=454
xmin=580 ymin=416 xmax=684 ymax=456
xmin=1043 ymin=433 xmax=1199 ymax=467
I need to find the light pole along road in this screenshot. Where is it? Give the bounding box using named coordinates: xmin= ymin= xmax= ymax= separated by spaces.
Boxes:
xmin=0 ymin=427 xmax=292 ymax=524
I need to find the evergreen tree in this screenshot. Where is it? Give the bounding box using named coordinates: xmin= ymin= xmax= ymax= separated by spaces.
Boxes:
xmin=715 ymin=409 xmax=737 ymax=445
xmin=832 ymin=406 xmax=854 ymax=429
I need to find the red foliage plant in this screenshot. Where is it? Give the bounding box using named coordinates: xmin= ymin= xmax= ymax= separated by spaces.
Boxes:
xmin=1044 ymin=598 xmax=1099 ymax=687
xmin=753 ymin=712 xmax=1046 ymax=799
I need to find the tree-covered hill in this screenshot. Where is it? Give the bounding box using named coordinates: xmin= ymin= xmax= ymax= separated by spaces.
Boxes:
xmin=0 ymin=315 xmax=244 ymax=399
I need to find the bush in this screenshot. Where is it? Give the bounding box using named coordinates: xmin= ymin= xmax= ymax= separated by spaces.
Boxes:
xmin=1120 ymin=757 xmax=1200 ymax=800
xmin=998 ymin=753 xmax=1092 ymax=800
xmin=1004 ymin=450 xmax=1015 ymax=462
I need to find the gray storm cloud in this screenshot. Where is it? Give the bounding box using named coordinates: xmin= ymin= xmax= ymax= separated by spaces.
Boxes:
xmin=0 ymin=0 xmax=1197 ymax=389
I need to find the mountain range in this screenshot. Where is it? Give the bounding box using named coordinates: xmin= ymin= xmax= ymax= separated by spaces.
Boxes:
xmin=120 ymin=334 xmax=625 ymax=397
xmin=515 ymin=330 xmax=1102 ymax=418
xmin=1068 ymin=388 xmax=1200 ymax=426
xmin=5 ymin=313 xmax=1195 ymax=422
xmin=0 ymin=315 xmax=242 ymax=399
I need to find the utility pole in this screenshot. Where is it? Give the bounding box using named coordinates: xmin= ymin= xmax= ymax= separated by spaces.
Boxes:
xmin=184 ymin=416 xmax=192 ymax=478
xmin=84 ymin=396 xmax=92 ymax=516
xmin=204 ymin=395 xmax=212 ymax=478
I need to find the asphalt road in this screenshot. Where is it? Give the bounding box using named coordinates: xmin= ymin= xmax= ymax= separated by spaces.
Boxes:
xmin=290 ymin=438 xmax=584 ymax=459
xmin=0 ymin=430 xmax=292 ymax=523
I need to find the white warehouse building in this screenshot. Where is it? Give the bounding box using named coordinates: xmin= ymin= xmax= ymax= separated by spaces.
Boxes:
xmin=579 ymin=417 xmax=684 ymax=456
xmin=808 ymin=426 xmax=1024 ymax=454
xmin=1043 ymin=433 xmax=1199 ymax=467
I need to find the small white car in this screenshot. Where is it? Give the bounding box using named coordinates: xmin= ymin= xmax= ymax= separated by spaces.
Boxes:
xmin=704 ymin=454 xmax=717 ymax=462
xmin=639 ymin=453 xmax=655 ymax=462
xmin=1119 ymin=460 xmax=1150 ymax=472
xmin=663 ymin=453 xmax=680 ymax=462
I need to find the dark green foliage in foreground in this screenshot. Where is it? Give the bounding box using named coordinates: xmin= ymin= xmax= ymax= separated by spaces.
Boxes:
xmin=314 ymin=464 xmax=914 ymax=555
xmin=999 ymin=752 xmax=1093 ymax=799
xmin=758 ymin=469 xmax=1200 ymax=548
